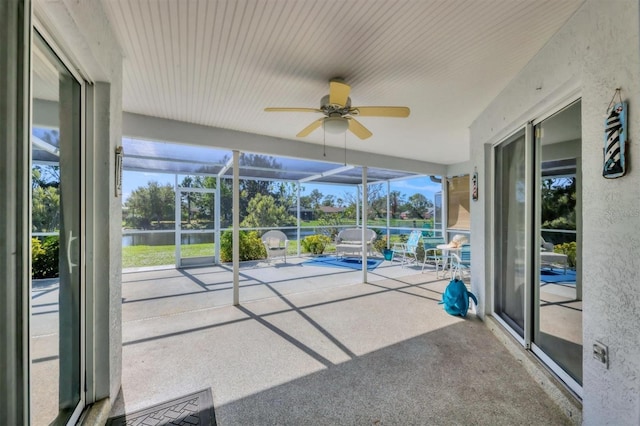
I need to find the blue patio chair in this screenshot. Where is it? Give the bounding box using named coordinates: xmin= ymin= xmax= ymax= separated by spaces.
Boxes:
xmin=392 ymin=230 xmax=422 ymax=267
xmin=421 ymin=222 xmax=433 ymax=237
xmin=421 ymin=237 xmax=446 ymax=274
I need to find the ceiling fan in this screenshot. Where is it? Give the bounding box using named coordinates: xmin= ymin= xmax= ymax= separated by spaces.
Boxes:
xmin=264 ymin=78 xmax=410 ymax=140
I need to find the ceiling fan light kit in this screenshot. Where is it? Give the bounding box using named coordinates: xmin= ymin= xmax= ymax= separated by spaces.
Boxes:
xmin=323 ymin=116 xmax=350 ymax=134
xmin=265 ymin=78 xmax=410 ymax=140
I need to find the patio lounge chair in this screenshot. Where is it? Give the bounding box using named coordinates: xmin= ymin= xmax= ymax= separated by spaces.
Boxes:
xmin=392 ymin=230 xmax=422 ymax=267
xmin=262 ymin=230 xmax=289 ymax=263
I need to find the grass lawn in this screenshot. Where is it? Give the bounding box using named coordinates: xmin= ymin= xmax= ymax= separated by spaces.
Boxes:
xmin=123 ymin=243 xmax=214 ymax=268
xmin=122 ymin=234 xmax=416 ymax=268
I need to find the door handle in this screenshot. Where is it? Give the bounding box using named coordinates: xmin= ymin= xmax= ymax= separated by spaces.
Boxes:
xmin=67 ymin=230 xmax=77 ymax=274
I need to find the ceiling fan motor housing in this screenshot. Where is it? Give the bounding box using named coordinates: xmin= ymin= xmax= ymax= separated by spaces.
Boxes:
xmin=320 ymin=94 xmax=351 ymax=115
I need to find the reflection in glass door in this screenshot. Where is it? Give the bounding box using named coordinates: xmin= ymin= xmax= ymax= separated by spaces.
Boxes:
xmin=494 ymin=130 xmax=527 ymax=337
xmin=31 ymin=32 xmax=84 ymax=424
xmin=533 ymin=101 xmax=582 ymax=392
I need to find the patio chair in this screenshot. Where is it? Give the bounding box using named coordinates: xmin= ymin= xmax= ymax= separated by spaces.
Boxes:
xmin=421 ymin=237 xmax=446 ymax=274
xmin=391 ymin=230 xmax=422 ymax=267
xmin=262 ymin=230 xmax=289 ymax=263
xmin=451 ymin=244 xmax=471 ymax=281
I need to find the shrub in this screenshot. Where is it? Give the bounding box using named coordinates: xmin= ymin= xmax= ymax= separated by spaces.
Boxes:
xmin=554 ymin=241 xmax=577 ymax=268
xmin=219 ymin=230 xmax=266 ymax=262
xmin=32 ymin=236 xmax=59 ymax=279
xmin=301 ymin=234 xmax=331 ymax=255
xmin=373 ymin=236 xmax=388 ymax=254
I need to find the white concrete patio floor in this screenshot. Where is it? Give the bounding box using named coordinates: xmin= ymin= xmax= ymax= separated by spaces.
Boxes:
xmin=108 ymin=256 xmax=577 ymax=425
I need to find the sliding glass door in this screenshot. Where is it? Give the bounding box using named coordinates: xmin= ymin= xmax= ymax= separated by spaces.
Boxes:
xmin=533 ymin=101 xmax=582 ymax=392
xmin=494 ymin=129 xmax=527 ymax=337
xmin=493 ymin=100 xmax=582 ymax=396
xmin=31 ymin=30 xmax=84 ymax=425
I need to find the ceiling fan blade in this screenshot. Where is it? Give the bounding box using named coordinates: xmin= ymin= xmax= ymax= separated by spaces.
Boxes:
xmin=348 ymin=118 xmax=373 ymax=140
xmin=350 ymin=106 xmax=410 ymax=117
xmin=296 ymin=118 xmax=324 ymax=137
xmin=265 ymin=107 xmax=322 ymax=113
xmin=329 ymin=80 xmax=351 ymax=107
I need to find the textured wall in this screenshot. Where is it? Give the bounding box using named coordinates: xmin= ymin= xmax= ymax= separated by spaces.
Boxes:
xmin=469 ymin=1 xmax=640 ymax=424
xmin=36 ymin=0 xmax=124 ymax=405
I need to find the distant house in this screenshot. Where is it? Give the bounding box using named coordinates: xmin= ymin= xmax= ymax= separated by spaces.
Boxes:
xmin=289 ymin=207 xmax=314 ymax=221
xmin=319 ymin=206 xmax=345 ymax=214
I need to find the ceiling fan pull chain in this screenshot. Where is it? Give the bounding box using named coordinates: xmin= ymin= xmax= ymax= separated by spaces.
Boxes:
xmin=323 ymin=125 xmax=326 ymax=157
xmin=344 ymin=131 xmax=347 ymax=166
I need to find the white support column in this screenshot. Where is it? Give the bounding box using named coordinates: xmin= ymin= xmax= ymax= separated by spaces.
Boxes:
xmin=356 ymin=186 xmax=360 ymax=227
xmin=362 ymin=167 xmax=368 ymax=284
xmin=233 ymin=150 xmax=240 ymax=305
xmin=215 ymin=176 xmax=221 ymax=264
xmin=386 ymin=180 xmax=391 ymax=248
xmin=174 ymin=174 xmax=180 ymax=268
xmin=296 ymin=184 xmax=301 ymax=257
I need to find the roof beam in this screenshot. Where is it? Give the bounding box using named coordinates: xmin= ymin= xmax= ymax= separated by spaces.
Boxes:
xmin=298 ymin=165 xmax=354 ymax=183
xmin=123 ymin=112 xmax=446 ymax=176
xmin=218 ymin=156 xmax=233 ymax=177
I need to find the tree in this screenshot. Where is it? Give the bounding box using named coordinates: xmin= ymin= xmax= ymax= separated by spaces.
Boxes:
xmin=32 ymin=186 xmax=60 ymax=232
xmin=406 ymin=193 xmax=432 ymax=218
xmin=309 ymin=189 xmax=323 ymax=209
xmin=322 ymin=194 xmax=335 ymax=206
xmin=31 ymin=164 xmax=61 ymax=232
xmin=367 ymin=184 xmax=387 ymax=219
xmin=240 ymin=193 xmax=296 ymax=228
xmin=541 ymin=177 xmax=576 ymax=230
xmin=389 ymin=190 xmax=405 ymax=218
xmin=124 ymin=181 xmax=175 ymax=228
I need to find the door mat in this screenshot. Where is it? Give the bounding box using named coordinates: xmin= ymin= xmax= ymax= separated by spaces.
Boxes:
xmin=301 ymin=255 xmax=383 ymax=271
xmin=107 ymin=388 xmax=216 ymax=426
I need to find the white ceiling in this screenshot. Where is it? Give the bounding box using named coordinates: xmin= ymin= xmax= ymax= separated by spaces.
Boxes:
xmin=101 ymin=0 xmax=584 ymax=165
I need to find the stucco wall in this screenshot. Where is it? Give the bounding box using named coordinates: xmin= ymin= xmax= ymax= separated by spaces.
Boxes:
xmin=469 ymin=1 xmax=640 ymax=424
xmin=36 ymin=0 xmax=124 ymax=405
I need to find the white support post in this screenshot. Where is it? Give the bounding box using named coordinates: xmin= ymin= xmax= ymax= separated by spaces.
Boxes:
xmin=174 ymin=174 xmax=180 ymax=267
xmin=362 ymin=167 xmax=368 ymax=284
xmin=215 ymin=176 xmax=221 ymax=264
xmin=356 ymin=185 xmax=360 ymax=227
xmin=232 ymin=150 xmax=240 ymax=305
xmin=386 ymin=180 xmax=391 ymax=248
xmin=296 ymin=184 xmax=301 ymax=257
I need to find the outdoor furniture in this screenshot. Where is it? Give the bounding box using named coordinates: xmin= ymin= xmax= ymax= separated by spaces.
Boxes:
xmin=451 ymin=244 xmax=471 ymax=280
xmin=433 ymin=243 xmax=461 ymax=278
xmin=421 ymin=237 xmax=446 ymax=273
xmin=262 ymin=230 xmax=289 ymax=263
xmin=391 ymin=230 xmax=422 ymax=267
xmin=540 ymin=236 xmax=567 ymax=273
xmin=540 ymin=251 xmax=568 ymax=273
xmin=335 ymin=228 xmax=376 ymax=257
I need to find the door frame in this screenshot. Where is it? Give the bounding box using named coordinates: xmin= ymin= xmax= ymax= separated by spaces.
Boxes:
xmin=32 ymin=20 xmax=88 ymax=424
xmin=490 ymin=94 xmax=583 ymax=398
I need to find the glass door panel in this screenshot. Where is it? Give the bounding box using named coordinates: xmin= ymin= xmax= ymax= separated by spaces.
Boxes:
xmin=31 ymin=32 xmax=83 ymax=424
xmin=494 ymin=130 xmax=527 ymax=336
xmin=534 ymin=101 xmax=583 ymax=388
xmin=179 ymin=190 xmax=215 ymax=267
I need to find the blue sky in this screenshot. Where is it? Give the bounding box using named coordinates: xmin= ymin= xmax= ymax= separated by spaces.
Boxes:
xmin=122 ymin=171 xmax=441 ymax=204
